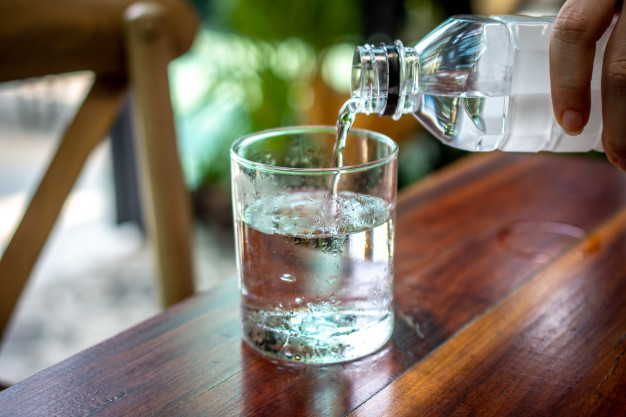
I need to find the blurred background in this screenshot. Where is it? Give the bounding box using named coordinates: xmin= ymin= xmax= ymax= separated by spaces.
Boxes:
xmin=0 ymin=0 xmax=561 ymax=385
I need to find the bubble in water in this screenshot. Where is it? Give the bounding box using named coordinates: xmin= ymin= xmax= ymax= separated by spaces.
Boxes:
xmin=280 ymin=273 xmax=296 ymax=282
xmin=295 ymin=297 xmax=303 ymax=304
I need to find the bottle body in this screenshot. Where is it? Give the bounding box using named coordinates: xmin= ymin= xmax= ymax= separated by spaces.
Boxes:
xmin=352 ymin=15 xmax=611 ymax=152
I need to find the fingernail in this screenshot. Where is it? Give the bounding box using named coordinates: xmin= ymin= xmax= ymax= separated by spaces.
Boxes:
xmin=561 ymin=109 xmax=584 ymax=135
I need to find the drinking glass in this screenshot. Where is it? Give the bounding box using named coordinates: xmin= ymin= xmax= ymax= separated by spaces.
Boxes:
xmin=231 ymin=126 xmax=398 ymax=364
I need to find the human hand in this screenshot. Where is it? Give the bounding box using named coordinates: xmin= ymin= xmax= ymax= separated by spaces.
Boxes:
xmin=550 ymin=0 xmax=626 ymax=170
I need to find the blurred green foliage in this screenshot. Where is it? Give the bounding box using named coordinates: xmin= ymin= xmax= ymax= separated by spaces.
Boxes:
xmin=171 ymin=0 xmax=362 ymax=191
xmin=208 ymin=0 xmax=362 ymax=50
xmin=171 ymin=0 xmax=456 ymax=193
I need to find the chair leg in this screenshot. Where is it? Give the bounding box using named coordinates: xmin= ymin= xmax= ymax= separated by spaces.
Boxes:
xmin=123 ymin=2 xmax=195 ymax=307
xmin=0 ymin=77 xmax=127 ymax=339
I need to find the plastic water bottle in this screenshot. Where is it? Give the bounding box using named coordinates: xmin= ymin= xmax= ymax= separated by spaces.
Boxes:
xmin=351 ymin=15 xmax=612 ymax=152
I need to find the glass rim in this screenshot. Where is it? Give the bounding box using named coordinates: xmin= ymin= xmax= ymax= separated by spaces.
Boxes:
xmin=230 ymin=125 xmax=398 ymax=175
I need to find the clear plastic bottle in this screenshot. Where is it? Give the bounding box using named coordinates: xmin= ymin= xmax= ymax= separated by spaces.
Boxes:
xmin=351 ymin=15 xmax=612 ymax=152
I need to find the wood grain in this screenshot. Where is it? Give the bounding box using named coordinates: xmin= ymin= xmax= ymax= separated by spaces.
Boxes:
xmin=351 ymin=208 xmax=626 ymax=417
xmin=0 ymin=153 xmax=624 ymax=416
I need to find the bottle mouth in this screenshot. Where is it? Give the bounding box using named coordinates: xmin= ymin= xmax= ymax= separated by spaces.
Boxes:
xmin=351 ymin=43 xmax=402 ymax=117
xmin=351 ymin=48 xmax=364 ymax=94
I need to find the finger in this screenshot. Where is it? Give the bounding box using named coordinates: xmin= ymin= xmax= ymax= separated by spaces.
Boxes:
xmin=550 ymin=0 xmax=616 ymax=135
xmin=602 ymin=12 xmax=626 ymax=171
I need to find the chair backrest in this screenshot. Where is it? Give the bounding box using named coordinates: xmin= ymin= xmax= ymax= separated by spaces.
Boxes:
xmin=0 ymin=0 xmax=199 ymax=340
xmin=0 ymin=0 xmax=197 ymax=81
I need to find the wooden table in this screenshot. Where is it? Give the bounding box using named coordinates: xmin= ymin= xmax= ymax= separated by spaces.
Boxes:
xmin=1 ymin=153 xmax=625 ymax=416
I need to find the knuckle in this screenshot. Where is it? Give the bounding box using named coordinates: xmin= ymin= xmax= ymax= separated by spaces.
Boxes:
xmin=554 ymin=73 xmax=591 ymax=91
xmin=552 ymin=66 xmax=593 ymax=93
xmin=552 ymin=10 xmax=596 ymax=46
xmin=603 ymin=59 xmax=626 ymax=94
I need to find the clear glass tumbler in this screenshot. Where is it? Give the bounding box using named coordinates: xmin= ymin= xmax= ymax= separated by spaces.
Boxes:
xmin=231 ymin=126 xmax=398 ymax=364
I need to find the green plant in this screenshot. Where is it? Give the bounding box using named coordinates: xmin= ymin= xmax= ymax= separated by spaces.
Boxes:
xmin=170 ymin=0 xmax=361 ymax=191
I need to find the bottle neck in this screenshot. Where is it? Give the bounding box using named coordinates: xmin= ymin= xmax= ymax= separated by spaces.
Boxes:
xmin=351 ymin=41 xmax=418 ymax=120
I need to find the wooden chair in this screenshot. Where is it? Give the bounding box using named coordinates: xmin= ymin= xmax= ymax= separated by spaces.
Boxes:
xmin=0 ymin=0 xmax=199 ymax=340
